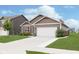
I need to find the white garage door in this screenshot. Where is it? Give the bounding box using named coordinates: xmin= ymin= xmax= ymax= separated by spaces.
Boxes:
xmin=37 ymin=27 xmax=57 ymax=38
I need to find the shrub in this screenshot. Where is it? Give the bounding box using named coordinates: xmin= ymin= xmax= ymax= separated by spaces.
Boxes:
xmin=20 ymin=32 xmax=32 ymax=36
xmin=56 ymin=29 xmax=64 ymax=37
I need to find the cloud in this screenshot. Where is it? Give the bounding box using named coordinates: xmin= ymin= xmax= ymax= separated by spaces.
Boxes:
xmin=1 ymin=10 xmax=15 ymax=15
xmin=23 ymin=9 xmax=38 ymax=14
xmin=22 ymin=5 xmax=63 ymax=20
xmin=38 ymin=6 xmax=62 ymax=19
xmin=65 ymin=19 xmax=79 ymax=31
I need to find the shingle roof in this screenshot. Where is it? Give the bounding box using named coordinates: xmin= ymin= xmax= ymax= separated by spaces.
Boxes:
xmin=0 ymin=16 xmax=15 ymax=21
xmin=30 ymin=14 xmax=69 ymax=28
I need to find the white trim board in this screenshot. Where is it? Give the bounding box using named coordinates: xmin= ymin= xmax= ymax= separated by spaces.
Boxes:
xmin=35 ymin=23 xmax=60 ymax=25
xmin=20 ymin=21 xmax=31 ymax=27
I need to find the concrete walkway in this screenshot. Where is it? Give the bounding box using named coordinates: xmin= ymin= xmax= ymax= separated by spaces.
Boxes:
xmin=26 ymin=47 xmax=79 ymax=54
xmin=25 ymin=37 xmax=79 ymax=54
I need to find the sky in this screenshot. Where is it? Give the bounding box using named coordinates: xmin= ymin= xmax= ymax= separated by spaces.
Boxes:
xmin=0 ymin=5 xmax=79 ymax=31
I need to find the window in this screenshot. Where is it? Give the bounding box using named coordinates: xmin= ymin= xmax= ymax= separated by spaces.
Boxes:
xmin=23 ymin=26 xmax=30 ymax=32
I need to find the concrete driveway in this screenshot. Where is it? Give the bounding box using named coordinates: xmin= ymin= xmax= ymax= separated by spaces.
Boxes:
xmin=0 ymin=36 xmax=55 ymax=54
xmin=0 ymin=36 xmax=79 ymax=54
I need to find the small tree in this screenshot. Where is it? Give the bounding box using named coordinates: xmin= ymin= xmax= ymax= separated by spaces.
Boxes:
xmin=56 ymin=29 xmax=64 ymax=37
xmin=3 ymin=20 xmax=12 ymax=31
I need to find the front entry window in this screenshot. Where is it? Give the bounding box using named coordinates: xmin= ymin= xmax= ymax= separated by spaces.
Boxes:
xmin=23 ymin=26 xmax=30 ymax=32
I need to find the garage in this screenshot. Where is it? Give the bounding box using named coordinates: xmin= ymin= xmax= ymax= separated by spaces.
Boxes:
xmin=37 ymin=26 xmax=57 ymax=38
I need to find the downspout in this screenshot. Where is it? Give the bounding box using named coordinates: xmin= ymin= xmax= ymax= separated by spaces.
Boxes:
xmin=59 ymin=21 xmax=62 ymax=29
xmin=12 ymin=22 xmax=14 ymax=35
xmin=33 ymin=25 xmax=36 ymax=36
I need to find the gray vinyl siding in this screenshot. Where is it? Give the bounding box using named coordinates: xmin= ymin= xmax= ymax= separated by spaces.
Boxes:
xmin=9 ymin=15 xmax=28 ymax=35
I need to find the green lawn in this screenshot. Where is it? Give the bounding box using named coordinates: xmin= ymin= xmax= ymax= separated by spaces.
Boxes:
xmin=0 ymin=35 xmax=27 ymax=43
xmin=26 ymin=50 xmax=48 ymax=54
xmin=47 ymin=32 xmax=79 ymax=51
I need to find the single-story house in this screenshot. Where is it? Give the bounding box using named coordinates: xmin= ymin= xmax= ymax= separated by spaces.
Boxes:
xmin=21 ymin=15 xmax=69 ymax=38
xmin=0 ymin=14 xmax=69 ymax=37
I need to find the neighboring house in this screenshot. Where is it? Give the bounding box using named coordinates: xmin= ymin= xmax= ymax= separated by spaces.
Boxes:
xmin=69 ymin=28 xmax=75 ymax=32
xmin=0 ymin=15 xmax=28 ymax=35
xmin=0 ymin=20 xmax=3 ymax=30
xmin=0 ymin=20 xmax=9 ymax=36
xmin=21 ymin=15 xmax=69 ymax=37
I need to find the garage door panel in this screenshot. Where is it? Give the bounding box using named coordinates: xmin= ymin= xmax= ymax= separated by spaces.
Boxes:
xmin=37 ymin=27 xmax=57 ymax=37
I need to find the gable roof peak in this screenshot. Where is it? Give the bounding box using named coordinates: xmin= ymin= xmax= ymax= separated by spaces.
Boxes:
xmin=38 ymin=14 xmax=44 ymax=16
xmin=11 ymin=14 xmax=29 ymax=21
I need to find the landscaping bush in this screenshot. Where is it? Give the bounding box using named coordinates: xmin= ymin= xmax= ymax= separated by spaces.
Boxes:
xmin=56 ymin=29 xmax=64 ymax=37
xmin=20 ymin=32 xmax=32 ymax=36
